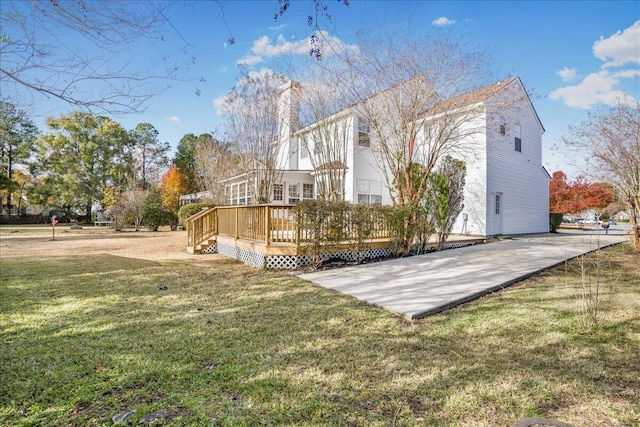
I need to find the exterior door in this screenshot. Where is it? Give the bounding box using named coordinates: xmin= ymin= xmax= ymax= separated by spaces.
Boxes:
xmin=494 ymin=192 xmax=503 ymax=235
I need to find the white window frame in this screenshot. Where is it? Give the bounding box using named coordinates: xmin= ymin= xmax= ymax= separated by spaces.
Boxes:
xmin=358 ymin=117 xmax=370 ymax=147
xmin=288 ymin=183 xmax=300 ymax=203
xmin=272 ymin=183 xmax=284 ymax=202
xmin=356 ymin=179 xmax=382 ymax=205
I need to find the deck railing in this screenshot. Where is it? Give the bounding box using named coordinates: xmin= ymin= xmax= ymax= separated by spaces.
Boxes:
xmin=187 ymin=204 xmax=395 ymax=249
xmin=186 ymin=207 xmax=217 ymax=248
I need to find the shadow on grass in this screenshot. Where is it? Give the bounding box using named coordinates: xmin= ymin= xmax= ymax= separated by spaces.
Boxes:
xmin=1 ymin=250 xmax=639 ymax=426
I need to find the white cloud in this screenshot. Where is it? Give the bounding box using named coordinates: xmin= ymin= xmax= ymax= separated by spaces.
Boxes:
xmin=549 ymin=70 xmax=637 ymax=108
xmin=237 ymin=54 xmax=264 ymax=67
xmin=593 ymin=20 xmax=640 ymax=68
xmin=551 ymin=21 xmax=640 ymax=109
xmin=556 ymin=66 xmax=577 ymax=82
xmin=236 ymin=31 xmax=359 ymax=67
xmin=432 ymin=16 xmax=455 ymax=27
xmin=166 ymin=116 xmax=181 ymax=124
xmin=213 ymin=68 xmax=285 ymax=114
xmin=612 ymin=69 xmax=640 ymax=79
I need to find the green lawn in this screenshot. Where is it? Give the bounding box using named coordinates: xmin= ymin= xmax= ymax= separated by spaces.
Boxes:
xmin=1 ymin=240 xmax=638 ymax=426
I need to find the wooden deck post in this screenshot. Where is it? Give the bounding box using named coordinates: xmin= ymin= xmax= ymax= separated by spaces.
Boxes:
xmin=235 ymin=207 xmax=239 ymax=239
xmin=265 ymin=205 xmax=271 ymax=246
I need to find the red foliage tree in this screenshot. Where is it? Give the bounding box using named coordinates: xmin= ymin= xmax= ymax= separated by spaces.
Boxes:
xmin=549 ymin=171 xmax=614 ymax=214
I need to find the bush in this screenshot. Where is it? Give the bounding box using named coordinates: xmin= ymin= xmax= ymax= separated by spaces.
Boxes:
xmin=141 ymin=189 xmax=168 ymax=231
xmin=549 ymin=212 xmax=563 ymax=233
xmin=178 ymin=202 xmax=215 ymax=227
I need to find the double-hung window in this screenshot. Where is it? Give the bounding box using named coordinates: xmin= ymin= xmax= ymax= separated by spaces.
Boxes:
xmin=302 ymin=183 xmax=314 ymax=199
xmin=358 ymin=117 xmax=370 ymax=147
xmin=272 ymin=183 xmax=283 ymax=202
xmin=357 ymin=179 xmax=382 ymax=205
xmin=288 ymin=184 xmax=300 ymax=203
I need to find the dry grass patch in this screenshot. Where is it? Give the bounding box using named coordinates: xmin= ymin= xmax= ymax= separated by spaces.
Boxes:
xmin=1 ymin=229 xmax=638 ymax=426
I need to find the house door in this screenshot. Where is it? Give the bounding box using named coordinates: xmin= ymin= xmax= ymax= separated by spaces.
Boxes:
xmin=494 ymin=193 xmax=503 ymax=235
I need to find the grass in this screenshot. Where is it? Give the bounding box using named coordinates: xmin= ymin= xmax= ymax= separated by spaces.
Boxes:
xmin=0 ymin=236 xmax=639 ymax=426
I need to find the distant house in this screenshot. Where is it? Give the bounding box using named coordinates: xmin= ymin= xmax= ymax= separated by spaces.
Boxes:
xmin=215 ymin=77 xmax=549 ymax=238
xmin=614 ymin=210 xmax=630 ymax=221
xmin=179 ymin=191 xmax=214 ymax=206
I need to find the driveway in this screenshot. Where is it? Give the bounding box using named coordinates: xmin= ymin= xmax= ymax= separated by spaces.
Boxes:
xmin=297 ymin=231 xmax=629 ymax=319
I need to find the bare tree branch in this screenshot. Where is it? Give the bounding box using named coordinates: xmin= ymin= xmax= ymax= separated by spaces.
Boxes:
xmin=1 ymin=0 xmax=186 ymax=114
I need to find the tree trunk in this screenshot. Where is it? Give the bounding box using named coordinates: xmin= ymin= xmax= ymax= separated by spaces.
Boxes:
xmin=85 ymin=202 xmax=92 ymax=222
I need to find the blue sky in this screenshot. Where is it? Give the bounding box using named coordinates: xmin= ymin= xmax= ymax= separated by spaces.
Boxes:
xmin=13 ymin=0 xmax=640 ymax=178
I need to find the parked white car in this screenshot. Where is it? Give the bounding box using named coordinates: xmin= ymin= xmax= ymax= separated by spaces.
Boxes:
xmin=578 ymin=219 xmax=602 ymax=225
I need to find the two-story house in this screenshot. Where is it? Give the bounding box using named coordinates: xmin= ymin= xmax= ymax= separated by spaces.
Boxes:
xmin=221 ymin=76 xmax=550 ymax=238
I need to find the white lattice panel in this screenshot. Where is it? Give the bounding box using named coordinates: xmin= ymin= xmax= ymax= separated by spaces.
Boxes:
xmin=216 ymin=242 xmax=265 ymax=268
xmin=265 ymin=248 xmax=392 ymax=270
xmin=202 ymin=243 xmax=217 ymax=254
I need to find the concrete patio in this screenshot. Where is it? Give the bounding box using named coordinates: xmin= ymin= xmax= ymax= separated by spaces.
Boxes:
xmin=297 ymin=231 xmax=630 ymax=319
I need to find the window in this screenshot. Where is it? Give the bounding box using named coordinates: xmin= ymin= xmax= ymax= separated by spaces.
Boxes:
xmin=288 ymin=184 xmax=300 ymax=203
xmin=514 ymin=124 xmax=521 ymax=138
xmin=358 ymin=117 xmax=370 ymax=147
xmin=238 ymin=182 xmax=247 ymax=205
xmin=515 ymin=137 xmax=522 ymax=152
xmin=272 ymin=184 xmax=283 ymax=201
xmin=313 ymin=131 xmax=323 ymax=155
xmin=499 ymin=116 xmax=506 ymax=135
xmin=357 ymin=179 xmax=382 ymax=205
xmin=300 ymin=137 xmax=309 ymax=159
xmin=495 ymin=194 xmax=501 ymax=214
xmin=303 ymin=183 xmax=314 ymax=199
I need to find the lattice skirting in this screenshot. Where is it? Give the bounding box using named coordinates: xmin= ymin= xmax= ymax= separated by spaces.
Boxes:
xmin=265 ymin=248 xmax=393 ymax=270
xmin=442 ymin=242 xmax=474 ymax=250
xmin=202 ymin=241 xmax=475 ymax=270
xmin=202 ymin=243 xmax=217 ymax=254
xmin=216 ymin=241 xmax=266 ymax=268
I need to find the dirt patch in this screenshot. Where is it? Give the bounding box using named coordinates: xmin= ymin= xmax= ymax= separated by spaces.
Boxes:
xmin=0 ymin=228 xmax=192 ymax=262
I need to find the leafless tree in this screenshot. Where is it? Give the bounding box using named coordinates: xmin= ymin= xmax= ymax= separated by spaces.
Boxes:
xmin=561 ymin=102 xmax=640 ymax=251
xmin=297 ymin=69 xmax=352 ymax=201
xmin=218 ymin=71 xmax=288 ymax=203
xmin=0 ymin=0 xmax=182 ymax=114
xmin=339 ymin=32 xmax=493 ymax=205
xmin=106 ymin=188 xmax=148 ymax=231
xmin=325 ymin=31 xmax=517 ymax=253
xmin=194 ymin=136 xmax=237 ymax=205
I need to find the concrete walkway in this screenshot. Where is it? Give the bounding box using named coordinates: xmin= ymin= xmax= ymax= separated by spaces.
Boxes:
xmin=297 ymin=231 xmax=629 ymax=319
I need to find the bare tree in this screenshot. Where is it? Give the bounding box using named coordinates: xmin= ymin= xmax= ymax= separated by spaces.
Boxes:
xmin=106 ymin=188 xmax=148 ymax=231
xmin=331 ymin=31 xmax=510 ymax=253
xmin=0 ymin=0 xmax=182 ymax=114
xmin=194 ymin=136 xmax=237 ymax=205
xmin=297 ymin=69 xmax=352 ymax=201
xmin=561 ymin=102 xmax=640 ymax=251
xmin=218 ymin=71 xmax=287 ymax=203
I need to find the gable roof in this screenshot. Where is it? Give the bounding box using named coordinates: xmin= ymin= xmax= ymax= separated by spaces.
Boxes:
xmin=425 ymin=77 xmax=544 ymax=132
xmin=431 ymin=77 xmax=518 ymax=113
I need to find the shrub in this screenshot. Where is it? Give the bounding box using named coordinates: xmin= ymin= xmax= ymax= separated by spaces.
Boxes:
xmin=550 ymin=212 xmax=563 ymax=233
xmin=178 ymin=202 xmax=215 ymax=227
xmin=141 ymin=189 xmax=168 ymax=231
xmin=293 ymin=200 xmax=397 ymax=268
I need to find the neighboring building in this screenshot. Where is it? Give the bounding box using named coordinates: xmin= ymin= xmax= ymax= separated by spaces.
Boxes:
xmin=179 ymin=190 xmax=215 ymax=206
xmin=214 ymin=77 xmax=550 ymax=238
xmin=614 ymin=210 xmax=630 ymax=221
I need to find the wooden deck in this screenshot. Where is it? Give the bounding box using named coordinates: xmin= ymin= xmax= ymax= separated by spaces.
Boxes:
xmin=186 ymin=204 xmax=485 ymax=268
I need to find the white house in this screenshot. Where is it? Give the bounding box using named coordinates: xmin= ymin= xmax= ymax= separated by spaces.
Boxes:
xmin=220 ymin=77 xmax=549 ymax=238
